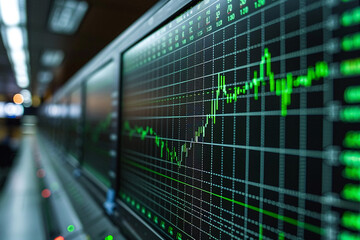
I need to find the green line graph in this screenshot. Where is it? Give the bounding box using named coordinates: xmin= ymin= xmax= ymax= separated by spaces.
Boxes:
xmin=123 ymin=158 xmax=324 ymax=235
xmin=123 ymin=48 xmax=329 ymax=167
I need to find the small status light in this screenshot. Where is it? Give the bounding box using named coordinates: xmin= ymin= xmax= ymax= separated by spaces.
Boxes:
xmin=36 ymin=169 xmax=46 ymax=178
xmin=67 ymin=224 xmax=75 ymax=232
xmin=54 ymin=236 xmax=64 ymax=240
xmin=13 ymin=93 xmax=24 ymax=104
xmin=41 ymin=189 xmax=51 ymax=198
xmin=105 ymin=235 xmax=114 ymax=240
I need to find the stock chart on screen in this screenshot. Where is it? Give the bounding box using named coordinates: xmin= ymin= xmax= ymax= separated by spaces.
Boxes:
xmin=119 ymin=0 xmax=360 ymax=239
xmin=83 ymin=62 xmax=117 ymax=187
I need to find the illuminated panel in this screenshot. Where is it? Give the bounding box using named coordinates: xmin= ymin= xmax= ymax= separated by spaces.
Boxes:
xmin=83 ymin=62 xmax=117 ymax=187
xmin=68 ymin=88 xmax=82 ymax=161
xmin=120 ymin=0 xmax=360 ymax=239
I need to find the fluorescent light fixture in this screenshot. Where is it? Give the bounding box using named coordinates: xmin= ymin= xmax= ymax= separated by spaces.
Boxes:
xmin=6 ymin=27 xmax=24 ymax=50
xmin=0 ymin=0 xmax=21 ymax=26
xmin=37 ymin=71 xmax=53 ymax=84
xmin=16 ymin=75 xmax=29 ymax=88
xmin=0 ymin=0 xmax=29 ymax=89
xmin=21 ymin=89 xmax=32 ymax=107
xmin=5 ymin=102 xmax=24 ymax=116
xmin=20 ymin=89 xmax=31 ymax=101
xmin=14 ymin=63 xmax=27 ymax=75
xmin=41 ymin=50 xmax=64 ymax=67
xmin=48 ymin=0 xmax=88 ymax=34
xmin=10 ymin=49 xmax=26 ymax=64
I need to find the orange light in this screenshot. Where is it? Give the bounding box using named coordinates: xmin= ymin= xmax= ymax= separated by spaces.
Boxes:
xmin=13 ymin=93 xmax=24 ymax=104
xmin=54 ymin=236 xmax=64 ymax=240
xmin=41 ymin=189 xmax=51 ymax=198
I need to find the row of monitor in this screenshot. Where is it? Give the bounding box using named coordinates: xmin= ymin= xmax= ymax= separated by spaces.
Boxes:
xmin=39 ymin=0 xmax=360 ymax=239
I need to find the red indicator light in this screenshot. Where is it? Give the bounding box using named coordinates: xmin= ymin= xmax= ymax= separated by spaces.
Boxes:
xmin=41 ymin=189 xmax=51 ymax=198
xmin=54 ymin=236 xmax=64 ymax=240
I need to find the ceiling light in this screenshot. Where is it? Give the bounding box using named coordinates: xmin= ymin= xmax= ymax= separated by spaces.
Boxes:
xmin=5 ymin=27 xmax=24 ymax=50
xmin=20 ymin=89 xmax=31 ymax=104
xmin=0 ymin=0 xmax=21 ymax=26
xmin=14 ymin=63 xmax=28 ymax=75
xmin=10 ymin=50 xmax=26 ymax=65
xmin=48 ymin=0 xmax=88 ymax=34
xmin=41 ymin=50 xmax=64 ymax=67
xmin=16 ymin=75 xmax=29 ymax=88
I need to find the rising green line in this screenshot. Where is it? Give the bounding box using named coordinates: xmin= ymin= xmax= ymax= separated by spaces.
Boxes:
xmin=124 ymin=158 xmax=324 ymax=235
xmin=124 ymin=48 xmax=329 ymax=167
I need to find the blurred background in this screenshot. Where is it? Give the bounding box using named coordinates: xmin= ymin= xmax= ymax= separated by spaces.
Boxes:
xmin=0 ymin=0 xmax=158 ymax=187
xmin=0 ymin=1 xmax=158 ymax=239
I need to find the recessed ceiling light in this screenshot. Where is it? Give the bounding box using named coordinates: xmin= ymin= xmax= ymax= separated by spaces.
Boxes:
xmin=5 ymin=27 xmax=24 ymax=50
xmin=0 ymin=0 xmax=21 ymax=26
xmin=41 ymin=50 xmax=65 ymax=67
xmin=48 ymin=0 xmax=88 ymax=35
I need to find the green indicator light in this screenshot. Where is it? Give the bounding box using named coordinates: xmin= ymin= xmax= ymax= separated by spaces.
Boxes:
xmin=154 ymin=216 xmax=158 ymax=224
xmin=342 ymin=184 xmax=360 ymax=202
xmin=147 ymin=211 xmax=151 ymax=219
xmin=345 ymin=86 xmax=360 ymax=103
xmin=344 ymin=131 xmax=360 ymax=148
xmin=160 ymin=221 xmax=166 ymax=229
xmin=341 ymin=7 xmax=360 ymax=27
xmin=131 ymin=200 xmax=135 ymax=206
xmin=141 ymin=207 xmax=146 ymax=214
xmin=340 ymin=151 xmax=360 ymax=167
xmin=67 ymin=225 xmax=75 ymax=232
xmin=278 ymin=232 xmax=285 ymax=240
xmin=343 ymin=167 xmax=360 ymax=180
xmin=338 ymin=230 xmax=360 ymax=240
xmin=342 ymin=212 xmax=360 ymax=231
xmin=177 ymin=232 xmax=182 ymax=240
xmin=168 ymin=226 xmax=174 ymax=236
xmin=104 ymin=235 xmax=114 ymax=240
xmin=342 ymin=33 xmax=360 ymax=51
xmin=136 ymin=203 xmax=140 ymax=210
xmin=340 ymin=107 xmax=360 ymax=122
xmin=126 ymin=196 xmax=130 ymax=203
xmin=341 ymin=58 xmax=360 ymax=76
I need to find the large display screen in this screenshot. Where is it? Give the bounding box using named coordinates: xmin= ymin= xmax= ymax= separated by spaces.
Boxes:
xmin=120 ymin=0 xmax=360 ymax=239
xmin=68 ymin=88 xmax=82 ymax=162
xmin=83 ymin=62 xmax=117 ymax=187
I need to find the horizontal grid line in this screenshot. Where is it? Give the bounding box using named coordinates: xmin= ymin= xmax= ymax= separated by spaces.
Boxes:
xmin=123 ymin=170 xmax=247 ymax=240
xmin=123 ymin=84 xmax=324 ymax=112
xmin=123 ymin=167 xmax=290 ymax=240
xmin=123 ymin=107 xmax=326 ymax=120
xmin=125 ymin=0 xmax=323 ymax=82
xmin=123 ymin=132 xmax=324 ymax=159
xmin=124 ymin=44 xmax=326 ymax=98
xmin=122 ymin=150 xmax=323 ymax=212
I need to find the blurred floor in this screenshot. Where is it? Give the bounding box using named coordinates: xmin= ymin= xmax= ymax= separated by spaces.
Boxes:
xmin=0 ymin=133 xmax=45 ymax=239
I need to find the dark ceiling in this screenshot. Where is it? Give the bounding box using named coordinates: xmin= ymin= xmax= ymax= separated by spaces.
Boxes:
xmin=27 ymin=0 xmax=159 ymax=99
